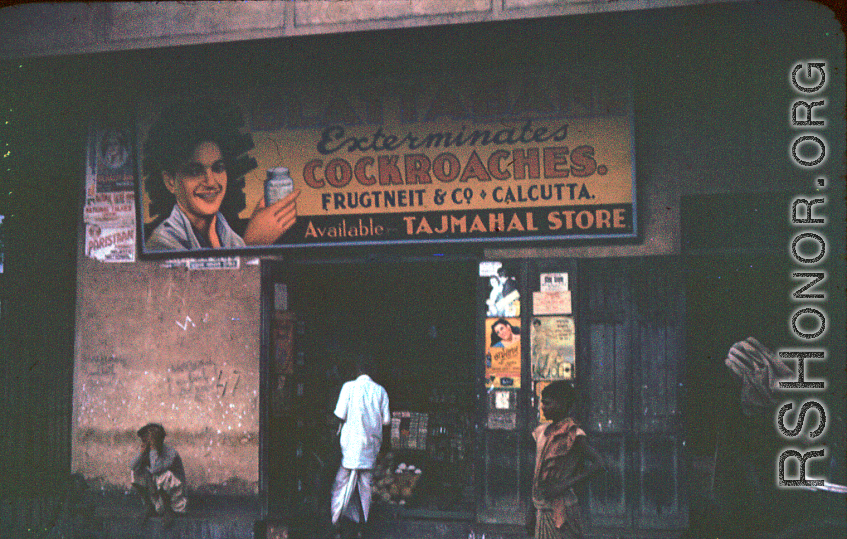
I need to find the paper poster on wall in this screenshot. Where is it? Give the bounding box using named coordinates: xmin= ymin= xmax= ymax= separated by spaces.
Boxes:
xmin=485 ymin=317 xmax=522 ymax=388
xmin=273 ymin=311 xmax=296 ymax=375
xmin=534 ymin=381 xmax=551 ymax=422
xmin=85 ymin=222 xmax=136 ymax=262
xmin=84 ymin=126 xmax=137 ymax=262
xmin=487 ymin=389 xmax=517 ymax=430
xmin=135 ymin=68 xmax=635 ymax=257
xmin=94 ymin=127 xmax=135 ymax=193
xmin=540 ymin=272 xmax=568 ymax=292
xmin=486 ymin=268 xmax=520 ymax=317
xmin=531 ymin=316 xmax=575 ymax=380
xmin=478 ymin=260 xmax=503 ymax=277
xmin=159 ymin=257 xmax=241 ymax=270
xmin=533 ymin=290 xmax=571 ymax=315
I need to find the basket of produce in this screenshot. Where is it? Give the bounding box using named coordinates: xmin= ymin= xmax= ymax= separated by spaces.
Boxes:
xmin=372 ymin=453 xmax=423 ymax=506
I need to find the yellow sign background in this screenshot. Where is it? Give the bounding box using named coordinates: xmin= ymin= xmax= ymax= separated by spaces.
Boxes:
xmin=247 ymin=115 xmax=633 ymax=218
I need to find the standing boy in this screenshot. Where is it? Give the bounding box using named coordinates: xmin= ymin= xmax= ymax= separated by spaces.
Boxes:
xmin=529 ymin=381 xmax=604 ymax=539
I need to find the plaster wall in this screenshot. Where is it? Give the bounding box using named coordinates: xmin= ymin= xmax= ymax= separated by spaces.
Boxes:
xmin=0 ymin=0 xmax=734 ymax=59
xmin=73 ymin=256 xmax=262 ymax=494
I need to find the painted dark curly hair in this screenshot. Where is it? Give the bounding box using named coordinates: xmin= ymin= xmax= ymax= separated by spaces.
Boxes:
xmin=142 ymin=99 xmax=257 ymax=237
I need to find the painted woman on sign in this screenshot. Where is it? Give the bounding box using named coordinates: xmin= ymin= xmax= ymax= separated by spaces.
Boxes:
xmin=142 ymin=99 xmax=300 ymax=252
xmin=485 ymin=317 xmax=522 ymax=388
xmin=491 ymin=317 xmax=521 ymax=348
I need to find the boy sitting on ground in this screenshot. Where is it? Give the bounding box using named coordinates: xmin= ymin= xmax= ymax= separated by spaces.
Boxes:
xmin=130 ymin=423 xmax=187 ymax=528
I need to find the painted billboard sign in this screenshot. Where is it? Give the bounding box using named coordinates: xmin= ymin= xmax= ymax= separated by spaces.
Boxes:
xmin=137 ymin=69 xmax=634 ymax=255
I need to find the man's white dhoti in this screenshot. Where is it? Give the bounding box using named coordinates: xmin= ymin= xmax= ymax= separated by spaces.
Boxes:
xmin=330 ymin=467 xmax=373 ymax=524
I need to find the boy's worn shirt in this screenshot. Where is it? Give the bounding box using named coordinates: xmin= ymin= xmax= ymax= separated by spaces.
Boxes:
xmin=131 ymin=443 xmax=186 ymax=483
xmin=532 ymin=417 xmax=586 ymax=529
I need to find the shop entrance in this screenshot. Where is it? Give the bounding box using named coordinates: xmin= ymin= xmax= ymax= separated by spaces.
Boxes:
xmin=262 ymin=257 xmax=479 ymax=535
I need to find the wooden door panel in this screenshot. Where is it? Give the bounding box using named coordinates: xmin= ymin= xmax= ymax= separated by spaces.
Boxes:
xmin=587 ymin=434 xmax=630 ymax=528
xmin=580 ymin=258 xmax=686 ymax=533
xmin=636 ymin=436 xmax=686 ymax=529
xmin=477 ymin=430 xmax=528 ymax=524
xmin=638 ymin=322 xmax=681 ymax=432
xmin=586 ymin=322 xmax=631 ymax=433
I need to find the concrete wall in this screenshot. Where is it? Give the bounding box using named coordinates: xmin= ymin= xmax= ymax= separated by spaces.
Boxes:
xmin=73 ymin=256 xmax=262 ymax=494
xmin=0 ymin=0 xmax=737 ymax=59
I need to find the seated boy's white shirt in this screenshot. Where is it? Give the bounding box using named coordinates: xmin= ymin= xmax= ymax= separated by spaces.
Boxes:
xmin=148 ymin=448 xmax=160 ymax=472
xmin=130 ymin=469 xmax=187 ymax=514
xmin=153 ymin=470 xmax=187 ymax=513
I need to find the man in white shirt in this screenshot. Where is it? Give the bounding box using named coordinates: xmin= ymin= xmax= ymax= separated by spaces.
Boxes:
xmin=329 ymin=358 xmax=390 ymax=538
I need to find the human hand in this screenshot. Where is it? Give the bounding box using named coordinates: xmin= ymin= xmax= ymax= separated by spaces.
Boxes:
xmin=243 ymin=190 xmax=301 ymax=245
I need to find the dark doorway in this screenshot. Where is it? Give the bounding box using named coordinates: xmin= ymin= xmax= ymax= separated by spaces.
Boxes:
xmin=263 ymin=258 xmax=479 ymax=536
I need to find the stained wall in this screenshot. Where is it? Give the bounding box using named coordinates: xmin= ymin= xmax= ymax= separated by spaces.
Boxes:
xmin=73 ymin=256 xmax=262 ymax=494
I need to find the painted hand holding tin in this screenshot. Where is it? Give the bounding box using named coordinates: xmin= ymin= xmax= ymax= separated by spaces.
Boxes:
xmin=243 ymin=187 xmax=301 ymax=245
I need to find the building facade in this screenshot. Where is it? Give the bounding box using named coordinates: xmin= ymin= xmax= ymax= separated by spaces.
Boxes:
xmin=1 ymin=2 xmax=844 ymax=538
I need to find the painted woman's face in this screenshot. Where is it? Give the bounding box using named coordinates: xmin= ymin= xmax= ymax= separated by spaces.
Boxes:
xmin=164 ymin=141 xmax=227 ymax=223
xmin=494 ymin=322 xmax=513 ymax=341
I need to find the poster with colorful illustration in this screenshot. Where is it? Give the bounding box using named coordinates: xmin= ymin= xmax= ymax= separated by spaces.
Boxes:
xmin=84 ymin=127 xmax=137 ymax=262
xmin=485 ymin=266 xmax=520 ymax=317
xmin=485 ymin=317 xmax=521 ymax=388
xmin=530 ymin=316 xmax=575 ymax=380
xmin=136 ymin=68 xmax=635 ymax=256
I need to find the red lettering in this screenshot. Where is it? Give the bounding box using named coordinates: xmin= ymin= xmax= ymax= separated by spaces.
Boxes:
xmin=570 ymin=145 xmax=597 ymax=177
xmin=325 ymin=159 xmax=352 ymax=188
xmin=487 ymin=150 xmax=511 ymax=180
xmin=433 ymin=153 xmax=460 ymax=183
xmin=459 ymin=151 xmax=491 ymax=183
xmin=354 ymin=156 xmax=376 ymax=186
xmin=303 ymin=160 xmax=324 ymax=188
xmin=511 ymin=148 xmax=540 ymax=179
xmin=378 ymin=155 xmax=403 ymax=185
xmin=404 ymin=154 xmax=432 ymax=184
xmin=543 ymin=146 xmax=569 ymax=178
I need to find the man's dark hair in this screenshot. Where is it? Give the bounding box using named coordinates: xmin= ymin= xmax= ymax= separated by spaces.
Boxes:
xmin=542 ymin=381 xmax=577 ymax=411
xmin=353 ymin=351 xmax=375 ymax=376
xmin=142 ymin=99 xmax=257 ymax=236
